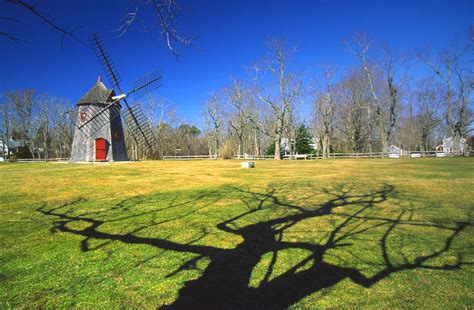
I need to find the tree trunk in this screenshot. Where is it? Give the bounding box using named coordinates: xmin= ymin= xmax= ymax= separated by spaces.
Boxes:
xmin=322 ymin=134 xmax=330 ymax=158
xmin=452 ymin=132 xmax=460 ymax=155
xmin=237 ymin=133 xmax=243 ymax=158
xmin=274 ymin=128 xmax=282 ymax=160
xmin=214 ymin=134 xmax=219 ymax=159
xmin=381 ymin=131 xmax=389 ymax=155
xmin=254 ymin=130 xmax=260 ymax=157
xmin=44 ymin=141 xmax=48 ymax=161
xmin=274 ymin=139 xmax=281 ymax=160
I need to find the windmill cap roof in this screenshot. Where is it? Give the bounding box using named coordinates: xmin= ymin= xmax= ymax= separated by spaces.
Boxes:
xmin=77 ymin=77 xmax=115 ymax=105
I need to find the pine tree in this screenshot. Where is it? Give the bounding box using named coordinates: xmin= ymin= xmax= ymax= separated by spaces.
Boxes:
xmin=295 ymin=124 xmax=315 ymax=154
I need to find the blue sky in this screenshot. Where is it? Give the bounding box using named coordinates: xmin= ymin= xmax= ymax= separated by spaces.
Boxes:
xmin=0 ymin=0 xmax=472 ymax=127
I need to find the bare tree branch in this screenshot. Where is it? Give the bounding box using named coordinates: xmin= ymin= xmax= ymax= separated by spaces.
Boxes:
xmin=7 ymin=0 xmax=88 ymax=50
xmin=115 ymin=0 xmax=195 ymax=60
xmin=0 ymin=16 xmax=20 ymax=22
xmin=0 ymin=31 xmax=28 ymax=42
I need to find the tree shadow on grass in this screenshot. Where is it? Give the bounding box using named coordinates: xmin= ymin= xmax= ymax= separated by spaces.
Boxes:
xmin=37 ymin=183 xmax=471 ymax=309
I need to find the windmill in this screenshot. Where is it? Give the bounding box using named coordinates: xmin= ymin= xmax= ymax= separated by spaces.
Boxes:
xmin=69 ymin=33 xmax=162 ymax=162
xmin=76 ymin=32 xmax=161 ymax=148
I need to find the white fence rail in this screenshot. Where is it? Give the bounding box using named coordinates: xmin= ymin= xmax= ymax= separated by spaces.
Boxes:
xmin=163 ymin=155 xmax=221 ymax=161
xmin=232 ymin=153 xmax=388 ymax=160
xmin=233 ymin=151 xmax=469 ymax=160
xmin=15 ymin=158 xmax=69 ymax=163
xmin=232 ymin=155 xmax=275 ymax=160
xmin=312 ymin=152 xmax=386 ymax=159
xmin=310 ymin=151 xmax=463 ymax=159
xmin=4 ymin=151 xmax=467 ymax=163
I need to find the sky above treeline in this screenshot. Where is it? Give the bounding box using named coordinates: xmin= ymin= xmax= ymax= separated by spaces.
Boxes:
xmin=0 ymin=0 xmax=472 ymax=127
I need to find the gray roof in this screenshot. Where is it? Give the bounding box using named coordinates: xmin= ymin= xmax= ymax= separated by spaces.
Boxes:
xmin=77 ymin=79 xmax=115 ymax=106
xmin=0 ymin=139 xmax=21 ymax=150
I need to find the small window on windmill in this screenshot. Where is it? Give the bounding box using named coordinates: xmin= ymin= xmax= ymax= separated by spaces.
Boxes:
xmin=80 ymin=111 xmax=87 ymax=122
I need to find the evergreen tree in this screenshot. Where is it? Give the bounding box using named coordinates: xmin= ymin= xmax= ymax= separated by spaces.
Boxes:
xmin=265 ymin=143 xmax=275 ymax=156
xmin=295 ymin=124 xmax=315 ymax=154
xmin=266 ymin=142 xmax=285 ymax=157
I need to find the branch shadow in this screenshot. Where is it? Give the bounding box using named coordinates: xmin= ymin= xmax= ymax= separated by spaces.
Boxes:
xmin=36 ymin=183 xmax=471 ymax=309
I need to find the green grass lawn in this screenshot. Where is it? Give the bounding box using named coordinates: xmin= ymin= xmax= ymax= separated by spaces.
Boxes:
xmin=1 ymin=158 xmax=473 ymax=308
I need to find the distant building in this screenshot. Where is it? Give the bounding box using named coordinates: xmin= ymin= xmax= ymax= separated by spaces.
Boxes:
xmin=280 ymin=138 xmax=291 ymax=155
xmin=436 ymin=136 xmax=466 ymax=155
xmin=388 ymin=145 xmax=402 ymax=158
xmin=0 ymin=139 xmax=21 ymax=157
xmin=309 ymin=138 xmax=319 ymax=152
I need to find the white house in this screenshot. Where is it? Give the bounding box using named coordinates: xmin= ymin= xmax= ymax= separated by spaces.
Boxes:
xmin=309 ymin=137 xmax=319 ymax=152
xmin=0 ymin=139 xmax=21 ymax=157
xmin=280 ymin=138 xmax=291 ymax=155
xmin=436 ymin=137 xmax=466 ymax=155
xmin=388 ymin=145 xmax=402 ymax=158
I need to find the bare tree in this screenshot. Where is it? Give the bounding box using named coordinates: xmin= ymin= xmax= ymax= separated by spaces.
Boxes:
xmin=314 ymin=67 xmax=336 ymax=158
xmin=204 ymin=93 xmax=224 ymax=158
xmin=34 ymin=95 xmax=52 ymax=159
xmin=284 ymin=98 xmax=298 ymax=156
xmin=138 ymin=95 xmax=178 ymax=159
xmin=52 ymin=103 xmax=75 ymax=158
xmin=335 ymin=67 xmax=372 ymax=153
xmin=224 ymin=79 xmax=251 ymax=158
xmin=5 ymin=89 xmax=37 ymax=157
xmin=383 ymin=48 xmax=400 ymax=153
xmin=240 ymin=91 xmax=268 ymax=157
xmin=414 ymin=80 xmax=443 ymax=152
xmin=420 ymin=29 xmax=473 ymax=153
xmin=348 ymin=34 xmax=404 ymax=154
xmin=252 ymin=39 xmax=301 ymax=160
xmin=0 ymin=94 xmax=14 ymax=156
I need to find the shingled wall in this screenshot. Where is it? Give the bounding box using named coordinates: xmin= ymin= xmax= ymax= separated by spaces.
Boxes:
xmin=70 ymin=104 xmax=128 ymax=162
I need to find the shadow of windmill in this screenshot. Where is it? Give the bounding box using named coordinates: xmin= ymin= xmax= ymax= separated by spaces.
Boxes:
xmin=37 ymin=183 xmax=471 ymax=309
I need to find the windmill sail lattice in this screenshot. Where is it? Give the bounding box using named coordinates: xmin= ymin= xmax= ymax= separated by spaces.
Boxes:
xmin=131 ymin=70 xmax=163 ymax=101
xmin=80 ymin=33 xmax=162 ymax=149
xmin=90 ymin=33 xmax=121 ymax=90
xmin=123 ymin=104 xmax=156 ymax=148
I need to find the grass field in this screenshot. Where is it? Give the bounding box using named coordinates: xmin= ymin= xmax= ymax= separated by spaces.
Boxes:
xmin=1 ymin=158 xmax=473 ymax=308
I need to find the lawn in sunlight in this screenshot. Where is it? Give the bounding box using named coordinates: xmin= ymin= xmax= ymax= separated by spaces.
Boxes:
xmin=1 ymin=158 xmax=473 ymax=308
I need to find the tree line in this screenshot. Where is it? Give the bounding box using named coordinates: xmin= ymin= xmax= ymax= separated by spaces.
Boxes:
xmin=0 ymin=90 xmax=74 ymax=159
xmin=202 ymin=29 xmax=473 ymax=159
xmin=0 ymin=93 xmax=208 ymax=160
xmin=1 ymin=28 xmax=472 ymax=160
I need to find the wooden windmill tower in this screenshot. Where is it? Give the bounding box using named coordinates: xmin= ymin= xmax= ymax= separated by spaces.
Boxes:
xmin=69 ymin=33 xmax=162 ymax=162
xmin=70 ymin=76 xmax=128 ymax=162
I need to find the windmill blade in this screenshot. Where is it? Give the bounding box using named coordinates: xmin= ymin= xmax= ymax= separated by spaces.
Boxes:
xmin=89 ymin=32 xmax=158 ymax=151
xmin=122 ymin=103 xmax=156 ymax=149
xmin=121 ymin=71 xmax=162 ymax=148
xmin=129 ymin=69 xmax=163 ymax=100
xmin=90 ymin=33 xmax=122 ymax=92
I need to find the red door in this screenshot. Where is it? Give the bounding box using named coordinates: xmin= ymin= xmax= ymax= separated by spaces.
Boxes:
xmin=95 ymin=138 xmax=107 ymax=160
